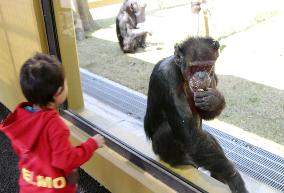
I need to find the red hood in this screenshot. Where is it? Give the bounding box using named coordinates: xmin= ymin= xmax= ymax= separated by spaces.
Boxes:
xmin=1 ymin=102 xmax=58 ymax=152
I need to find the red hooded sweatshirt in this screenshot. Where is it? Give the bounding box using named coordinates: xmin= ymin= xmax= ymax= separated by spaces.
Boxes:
xmin=0 ymin=102 xmax=98 ymax=193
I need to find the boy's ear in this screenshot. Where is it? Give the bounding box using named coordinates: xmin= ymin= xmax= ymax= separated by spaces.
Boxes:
xmin=54 ymin=86 xmax=63 ymax=98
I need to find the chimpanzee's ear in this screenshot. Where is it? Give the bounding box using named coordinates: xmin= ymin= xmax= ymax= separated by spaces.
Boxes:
xmin=130 ymin=2 xmax=138 ymax=13
xmin=126 ymin=2 xmax=135 ymax=13
xmin=174 ymin=43 xmax=183 ymax=66
xmin=212 ymin=40 xmax=220 ymax=50
xmin=174 ymin=43 xmax=182 ymax=57
xmin=129 ymin=3 xmax=134 ymax=12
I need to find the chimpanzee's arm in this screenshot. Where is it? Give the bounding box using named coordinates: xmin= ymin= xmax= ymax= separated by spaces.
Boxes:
xmin=164 ymin=89 xmax=198 ymax=146
xmin=118 ymin=18 xmax=148 ymax=43
xmin=144 ymin=65 xmax=164 ymax=139
xmin=117 ymin=15 xmax=130 ymax=38
xmin=156 ymin=62 xmax=198 ymax=147
xmin=131 ymin=28 xmax=149 ymax=36
xmin=126 ymin=22 xmax=149 ymax=37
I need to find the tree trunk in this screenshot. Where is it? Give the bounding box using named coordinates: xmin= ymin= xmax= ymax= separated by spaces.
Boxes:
xmin=76 ymin=0 xmax=96 ymax=32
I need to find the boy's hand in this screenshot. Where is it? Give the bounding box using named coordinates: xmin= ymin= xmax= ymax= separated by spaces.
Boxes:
xmin=92 ymin=134 xmax=105 ymax=148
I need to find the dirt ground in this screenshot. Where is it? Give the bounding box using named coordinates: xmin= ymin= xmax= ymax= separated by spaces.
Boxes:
xmin=77 ymin=3 xmax=284 ymax=145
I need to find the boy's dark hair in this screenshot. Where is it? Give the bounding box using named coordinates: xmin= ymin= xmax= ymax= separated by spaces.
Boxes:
xmin=20 ymin=53 xmax=65 ymax=107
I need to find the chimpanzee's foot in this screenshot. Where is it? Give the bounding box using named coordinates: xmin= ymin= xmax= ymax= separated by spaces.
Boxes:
xmin=210 ymin=173 xmax=226 ymax=183
xmin=226 ymin=171 xmax=249 ymax=193
xmin=139 ymin=42 xmax=147 ymax=48
xmin=169 ymin=153 xmax=197 ymax=168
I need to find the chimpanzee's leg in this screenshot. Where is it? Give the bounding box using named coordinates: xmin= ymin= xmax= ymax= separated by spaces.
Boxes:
xmin=123 ymin=36 xmax=139 ymax=53
xmin=152 ymin=122 xmax=197 ymax=167
xmin=189 ymin=131 xmax=248 ymax=193
xmin=137 ymin=34 xmax=147 ymax=48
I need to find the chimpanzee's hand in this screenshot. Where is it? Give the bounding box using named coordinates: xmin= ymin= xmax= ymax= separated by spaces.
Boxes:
xmin=193 ymin=88 xmax=225 ymax=111
xmin=136 ymin=22 xmax=145 ymax=28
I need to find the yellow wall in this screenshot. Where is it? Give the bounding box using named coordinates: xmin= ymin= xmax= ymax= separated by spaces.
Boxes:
xmin=0 ymin=0 xmax=84 ymax=111
xmin=0 ymin=0 xmax=48 ymax=110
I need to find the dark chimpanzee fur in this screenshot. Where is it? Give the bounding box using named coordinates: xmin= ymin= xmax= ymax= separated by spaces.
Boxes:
xmin=144 ymin=37 xmax=248 ymax=193
xmin=116 ymin=0 xmax=151 ymax=53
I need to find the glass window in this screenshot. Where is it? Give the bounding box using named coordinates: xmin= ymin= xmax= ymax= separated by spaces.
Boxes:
xmin=72 ymin=0 xmax=284 ymax=150
xmin=53 ymin=0 xmax=284 ymax=192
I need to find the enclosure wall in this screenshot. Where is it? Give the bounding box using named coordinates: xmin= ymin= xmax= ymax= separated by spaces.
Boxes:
xmin=0 ymin=0 xmax=48 ymax=110
xmin=0 ymin=0 xmax=84 ymax=110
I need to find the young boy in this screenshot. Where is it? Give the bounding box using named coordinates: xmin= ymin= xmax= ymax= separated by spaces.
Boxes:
xmin=0 ymin=53 xmax=105 ymax=193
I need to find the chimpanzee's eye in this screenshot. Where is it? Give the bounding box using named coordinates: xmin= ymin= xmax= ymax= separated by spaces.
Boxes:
xmin=185 ymin=64 xmax=214 ymax=77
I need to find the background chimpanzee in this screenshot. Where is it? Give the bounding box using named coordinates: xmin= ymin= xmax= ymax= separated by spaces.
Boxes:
xmin=116 ymin=0 xmax=152 ymax=53
xmin=144 ymin=37 xmax=248 ymax=193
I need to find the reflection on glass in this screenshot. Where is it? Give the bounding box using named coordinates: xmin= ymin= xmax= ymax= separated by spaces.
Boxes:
xmin=73 ymin=0 xmax=284 ymax=146
xmin=66 ymin=0 xmax=284 ymax=192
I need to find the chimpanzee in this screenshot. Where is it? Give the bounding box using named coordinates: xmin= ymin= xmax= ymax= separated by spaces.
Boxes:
xmin=116 ymin=0 xmax=152 ymax=53
xmin=144 ymin=37 xmax=248 ymax=193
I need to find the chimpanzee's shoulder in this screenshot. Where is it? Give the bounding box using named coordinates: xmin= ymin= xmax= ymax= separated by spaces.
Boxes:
xmin=155 ymin=56 xmax=179 ymax=76
xmin=155 ymin=56 xmax=176 ymax=71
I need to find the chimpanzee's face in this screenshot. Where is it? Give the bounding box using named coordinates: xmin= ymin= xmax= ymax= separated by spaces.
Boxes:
xmin=186 ymin=61 xmax=215 ymax=92
xmin=174 ymin=37 xmax=219 ymax=92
